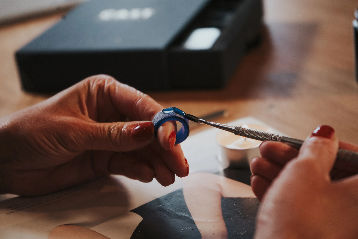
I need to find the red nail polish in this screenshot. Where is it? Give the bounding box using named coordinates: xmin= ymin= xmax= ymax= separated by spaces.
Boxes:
xmin=184 ymin=158 xmax=189 ymax=175
xmin=169 ymin=131 xmax=176 ymax=147
xmin=311 ymin=125 xmax=335 ymax=139
xmin=132 ymin=122 xmax=154 ymax=140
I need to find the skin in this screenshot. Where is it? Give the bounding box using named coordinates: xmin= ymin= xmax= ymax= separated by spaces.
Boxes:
xmin=0 ymin=75 xmax=188 ymax=196
xmin=251 ymin=128 xmax=358 ymax=239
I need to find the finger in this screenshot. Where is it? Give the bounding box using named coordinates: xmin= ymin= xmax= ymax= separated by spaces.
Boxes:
xmin=149 ymin=155 xmax=175 ymax=186
xmin=83 ymin=75 xmax=162 ymax=120
xmin=107 ymin=80 xmax=177 ymax=150
xmin=339 ymin=141 xmax=358 ymax=152
xmin=259 ymin=141 xmax=299 ymax=166
xmin=337 ymin=174 xmax=358 ymax=198
xmin=330 ymin=168 xmax=356 ymax=180
xmin=84 ymin=121 xmax=154 ymax=152
xmin=251 ymin=175 xmax=271 ymax=201
xmin=82 ymin=75 xmax=187 ymax=176
xmin=108 ymin=153 xmax=155 ymax=183
xmin=332 ymin=144 xmax=358 ymax=181
xmin=83 ymin=75 xmax=178 ymax=151
xmin=328 ymin=141 xmax=358 ymax=177
xmin=30 ymin=152 xmax=108 ymax=195
xmin=297 ymin=125 xmax=338 ymax=176
xmin=157 ymin=121 xmax=177 ymax=150
xmin=152 ymin=141 xmax=189 ymax=178
xmin=250 ymin=157 xmax=282 ymax=181
xmin=93 ymin=76 xmax=178 ymax=151
xmin=17 ymin=151 xmax=155 ymax=195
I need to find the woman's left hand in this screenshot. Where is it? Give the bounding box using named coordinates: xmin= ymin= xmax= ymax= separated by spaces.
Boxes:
xmin=0 ymin=75 xmax=188 ymax=196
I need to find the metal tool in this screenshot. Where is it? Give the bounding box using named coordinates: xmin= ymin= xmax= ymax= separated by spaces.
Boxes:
xmin=161 ymin=107 xmax=358 ymax=164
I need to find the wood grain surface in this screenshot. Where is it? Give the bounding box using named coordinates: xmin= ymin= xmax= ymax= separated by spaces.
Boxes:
xmin=0 ymin=0 xmax=357 ymax=143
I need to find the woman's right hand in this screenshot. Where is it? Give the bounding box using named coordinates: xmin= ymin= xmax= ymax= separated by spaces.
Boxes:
xmin=251 ymin=125 xmax=358 ymax=239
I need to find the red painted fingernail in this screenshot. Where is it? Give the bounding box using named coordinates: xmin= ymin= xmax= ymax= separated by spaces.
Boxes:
xmin=132 ymin=122 xmax=154 ymax=140
xmin=184 ymin=158 xmax=189 ymax=175
xmin=311 ymin=125 xmax=335 ymax=139
xmin=169 ymin=131 xmax=176 ymax=147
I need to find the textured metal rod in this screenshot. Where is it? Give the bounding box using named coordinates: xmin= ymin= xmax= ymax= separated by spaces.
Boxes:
xmin=188 ymin=116 xmax=358 ymax=165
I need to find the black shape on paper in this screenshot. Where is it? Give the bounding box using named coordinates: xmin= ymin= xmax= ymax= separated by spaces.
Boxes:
xmin=221 ymin=197 xmax=258 ymax=238
xmin=131 ymin=189 xmax=259 ymax=239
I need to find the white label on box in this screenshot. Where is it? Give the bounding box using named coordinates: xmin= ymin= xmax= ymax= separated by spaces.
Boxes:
xmin=183 ymin=27 xmax=221 ymax=50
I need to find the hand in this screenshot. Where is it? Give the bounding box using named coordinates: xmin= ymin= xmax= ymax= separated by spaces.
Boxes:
xmin=250 ymin=125 xmax=358 ymax=239
xmin=0 ymin=75 xmax=189 ymax=196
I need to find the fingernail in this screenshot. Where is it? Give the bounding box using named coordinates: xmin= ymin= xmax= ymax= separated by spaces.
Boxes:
xmin=311 ymin=125 xmax=335 ymax=139
xmin=184 ymin=158 xmax=189 ymax=175
xmin=132 ymin=122 xmax=154 ymax=140
xmin=169 ymin=131 xmax=176 ymax=148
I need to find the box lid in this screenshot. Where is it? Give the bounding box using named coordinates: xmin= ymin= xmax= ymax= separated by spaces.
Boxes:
xmin=21 ymin=0 xmax=209 ymax=52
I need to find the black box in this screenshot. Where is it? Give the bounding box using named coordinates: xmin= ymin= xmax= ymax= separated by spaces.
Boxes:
xmin=16 ymin=0 xmax=263 ymax=93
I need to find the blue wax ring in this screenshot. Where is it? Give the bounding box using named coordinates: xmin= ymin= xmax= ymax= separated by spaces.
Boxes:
xmin=152 ymin=110 xmax=189 ymax=144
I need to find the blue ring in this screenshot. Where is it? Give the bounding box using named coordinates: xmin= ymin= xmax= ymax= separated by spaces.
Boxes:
xmin=152 ymin=111 xmax=189 ymax=144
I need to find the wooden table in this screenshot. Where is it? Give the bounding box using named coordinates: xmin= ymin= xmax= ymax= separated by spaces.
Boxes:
xmin=0 ymin=0 xmax=357 ymax=144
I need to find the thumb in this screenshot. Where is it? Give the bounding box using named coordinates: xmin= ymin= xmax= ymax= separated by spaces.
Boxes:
xmin=297 ymin=125 xmax=338 ymax=176
xmin=85 ymin=121 xmax=154 ymax=151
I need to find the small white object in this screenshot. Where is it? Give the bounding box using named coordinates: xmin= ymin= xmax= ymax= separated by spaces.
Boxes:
xmin=181 ymin=117 xmax=281 ymax=173
xmin=183 ymin=27 xmax=221 ymax=50
xmin=216 ymin=123 xmax=275 ymax=168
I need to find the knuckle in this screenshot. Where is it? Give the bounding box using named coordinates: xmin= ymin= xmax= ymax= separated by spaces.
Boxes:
xmin=251 ymin=157 xmax=276 ymax=176
xmin=307 ymin=137 xmax=326 ymax=146
xmin=85 ymin=74 xmax=117 ymax=84
xmin=134 ymin=91 xmax=147 ymax=106
xmin=107 ymin=123 xmax=128 ymax=147
xmin=250 ymin=158 xmax=261 ymax=174
xmin=250 ymin=157 xmax=263 ymax=173
xmin=306 ymin=137 xmax=333 ymax=152
xmin=287 ymin=158 xmax=320 ymax=176
xmin=134 ymin=93 xmax=159 ymax=119
xmin=82 ymin=74 xmax=118 ymax=92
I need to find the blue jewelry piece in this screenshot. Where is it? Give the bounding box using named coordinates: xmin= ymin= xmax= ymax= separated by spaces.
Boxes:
xmin=152 ymin=107 xmax=190 ymax=144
